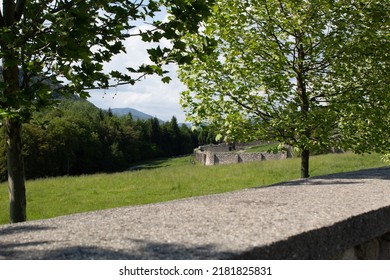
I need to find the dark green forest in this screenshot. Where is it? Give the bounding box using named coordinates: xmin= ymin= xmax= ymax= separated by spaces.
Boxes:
xmin=0 ymin=100 xmax=218 ymax=181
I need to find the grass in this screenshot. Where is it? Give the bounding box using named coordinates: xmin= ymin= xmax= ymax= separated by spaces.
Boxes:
xmin=0 ymin=153 xmax=387 ymax=225
xmin=244 ymin=143 xmax=279 ymax=153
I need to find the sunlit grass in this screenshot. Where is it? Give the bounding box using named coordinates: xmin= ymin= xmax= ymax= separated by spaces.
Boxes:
xmin=0 ymin=153 xmax=386 ymax=225
xmin=244 ymin=143 xmax=279 ymax=153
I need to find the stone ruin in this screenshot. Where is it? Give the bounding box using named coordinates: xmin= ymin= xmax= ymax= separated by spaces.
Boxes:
xmin=194 ymin=142 xmax=293 ymax=166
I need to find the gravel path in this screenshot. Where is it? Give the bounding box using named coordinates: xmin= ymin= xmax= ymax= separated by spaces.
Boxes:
xmin=1 ymin=167 xmax=390 ymax=259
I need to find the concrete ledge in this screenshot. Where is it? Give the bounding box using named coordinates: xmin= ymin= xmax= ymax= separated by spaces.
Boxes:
xmin=1 ymin=167 xmax=390 ymax=259
xmin=236 ymin=206 xmax=390 ymax=259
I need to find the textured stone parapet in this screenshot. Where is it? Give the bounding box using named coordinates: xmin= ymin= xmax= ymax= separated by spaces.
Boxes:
xmin=1 ymin=167 xmax=390 ymax=260
xmin=335 ymin=233 xmax=390 ymax=260
xmin=233 ymin=204 xmax=390 ymax=260
xmin=194 ymin=150 xmax=288 ymax=166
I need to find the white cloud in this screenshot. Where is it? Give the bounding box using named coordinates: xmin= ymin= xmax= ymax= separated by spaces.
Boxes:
xmin=88 ymin=23 xmax=189 ymax=123
xmin=88 ymin=72 xmax=187 ymax=122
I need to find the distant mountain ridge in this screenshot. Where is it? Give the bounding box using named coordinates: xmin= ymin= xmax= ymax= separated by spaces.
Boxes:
xmin=110 ymin=107 xmax=191 ymax=127
xmin=110 ymin=107 xmax=160 ymax=121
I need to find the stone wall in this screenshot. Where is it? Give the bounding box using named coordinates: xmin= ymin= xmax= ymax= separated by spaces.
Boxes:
xmin=335 ymin=233 xmax=390 ymax=259
xmin=198 ymin=141 xmax=265 ymax=153
xmin=195 ymin=150 xmax=207 ymax=165
xmin=214 ymin=152 xmax=238 ymax=165
xmin=197 ymin=144 xmax=234 ymax=153
xmin=0 ymin=167 xmax=389 ymax=260
xmin=194 ymin=149 xmax=289 ymax=166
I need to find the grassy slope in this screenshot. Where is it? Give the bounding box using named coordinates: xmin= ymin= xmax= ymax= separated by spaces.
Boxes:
xmin=244 ymin=143 xmax=279 ymax=153
xmin=0 ymin=153 xmax=386 ymax=225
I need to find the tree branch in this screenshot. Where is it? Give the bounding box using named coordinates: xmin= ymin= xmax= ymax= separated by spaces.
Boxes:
xmin=15 ymin=0 xmax=27 ymax=21
xmin=3 ymin=0 xmax=16 ymax=25
xmin=51 ymin=0 xmax=84 ymax=14
xmin=0 ymin=9 xmax=5 ymax=27
xmin=263 ymin=2 xmax=295 ymax=69
xmin=84 ymin=73 xmax=149 ymax=91
xmin=135 ymin=0 xmax=146 ymax=10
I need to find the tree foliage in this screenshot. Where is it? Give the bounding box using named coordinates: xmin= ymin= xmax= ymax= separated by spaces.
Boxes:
xmin=0 ymin=99 xmax=204 ymax=181
xmin=179 ymin=0 xmax=390 ymax=178
xmin=0 ymin=0 xmax=215 ymax=118
xmin=0 ymin=0 xmax=214 ymax=223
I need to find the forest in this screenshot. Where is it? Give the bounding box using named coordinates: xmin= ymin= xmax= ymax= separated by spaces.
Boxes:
xmin=0 ymin=99 xmax=218 ymax=181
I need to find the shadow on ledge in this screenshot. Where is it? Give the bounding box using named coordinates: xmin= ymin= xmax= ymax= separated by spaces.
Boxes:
xmin=41 ymin=242 xmax=234 ymax=260
xmin=2 ymin=206 xmax=390 ymax=259
xmin=1 ymin=240 xmax=235 ymax=260
xmin=0 ymin=225 xmax=54 ymax=236
xmin=235 ymin=206 xmax=390 ymax=259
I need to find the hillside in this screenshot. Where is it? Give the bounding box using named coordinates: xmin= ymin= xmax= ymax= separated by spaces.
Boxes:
xmin=0 ymin=153 xmax=386 ymax=225
xmin=110 ymin=107 xmax=160 ymax=121
xmin=0 ymin=99 xmax=200 ymax=181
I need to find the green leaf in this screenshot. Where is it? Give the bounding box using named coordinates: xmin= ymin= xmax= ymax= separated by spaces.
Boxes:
xmin=161 ymin=76 xmax=172 ymax=84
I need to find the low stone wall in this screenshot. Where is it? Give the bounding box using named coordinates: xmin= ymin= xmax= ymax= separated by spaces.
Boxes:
xmin=214 ymin=152 xmax=238 ymax=165
xmin=198 ymin=141 xmax=267 ymax=153
xmin=195 ymin=150 xmax=207 ymax=165
xmin=198 ymin=144 xmax=233 ymax=153
xmin=1 ymin=167 xmax=390 ymax=260
xmin=239 ymin=152 xmax=288 ymax=162
xmin=237 ymin=153 xmax=264 ymax=163
xmin=194 ymin=150 xmax=288 ymax=166
xmin=335 ymin=233 xmax=390 ymax=259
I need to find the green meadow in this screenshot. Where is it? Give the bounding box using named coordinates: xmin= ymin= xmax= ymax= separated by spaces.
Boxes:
xmin=0 ymin=153 xmax=386 ymax=225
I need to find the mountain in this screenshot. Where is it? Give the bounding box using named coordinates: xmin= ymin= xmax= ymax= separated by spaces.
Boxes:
xmin=110 ymin=107 xmax=192 ymax=127
xmin=110 ymin=107 xmax=160 ymax=121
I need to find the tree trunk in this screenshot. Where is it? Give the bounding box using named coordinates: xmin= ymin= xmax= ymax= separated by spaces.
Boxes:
xmin=6 ymin=118 xmax=27 ymax=223
xmin=296 ymin=36 xmax=311 ymax=179
xmin=2 ymin=43 xmax=27 ymax=223
xmin=301 ymin=149 xmax=310 ymax=178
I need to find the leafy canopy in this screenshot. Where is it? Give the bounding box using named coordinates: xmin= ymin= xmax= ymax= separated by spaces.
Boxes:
xmin=0 ymin=0 xmax=214 ymax=120
xmin=179 ymin=0 xmax=390 ymax=156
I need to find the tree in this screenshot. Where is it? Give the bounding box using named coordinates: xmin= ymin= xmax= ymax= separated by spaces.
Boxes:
xmin=163 ymin=116 xmax=181 ymax=156
xmin=179 ymin=124 xmax=196 ymax=154
xmin=179 ymin=0 xmax=390 ymax=178
xmin=0 ymin=0 xmax=214 ymax=223
xmin=333 ymin=3 xmax=390 ymax=156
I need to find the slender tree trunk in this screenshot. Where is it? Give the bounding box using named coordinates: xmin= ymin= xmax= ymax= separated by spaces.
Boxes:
xmin=296 ymin=37 xmax=311 ymax=178
xmin=6 ymin=118 xmax=27 ymax=223
xmin=2 ymin=52 xmax=27 ymax=223
xmin=301 ymin=149 xmax=310 ymax=178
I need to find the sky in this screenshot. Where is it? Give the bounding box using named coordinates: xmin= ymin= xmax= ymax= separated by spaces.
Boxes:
xmin=87 ymin=61 xmax=187 ymax=123
xmin=0 ymin=1 xmax=189 ymax=123
xmin=87 ymin=9 xmax=188 ymax=123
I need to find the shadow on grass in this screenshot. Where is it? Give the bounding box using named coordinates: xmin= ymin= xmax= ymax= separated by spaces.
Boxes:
xmin=128 ymin=156 xmax=193 ymax=171
xmin=129 ymin=159 xmax=170 ymax=171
